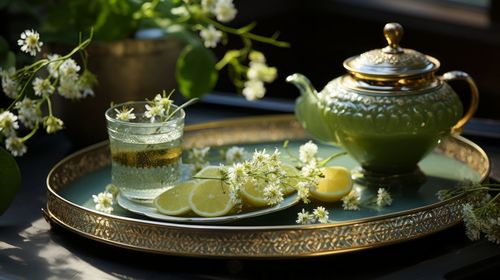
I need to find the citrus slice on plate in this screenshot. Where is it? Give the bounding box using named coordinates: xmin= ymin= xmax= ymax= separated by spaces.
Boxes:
xmin=240 ymin=163 xmax=298 ymax=207
xmin=195 ymin=165 xmax=226 ymax=179
xmin=310 ymin=166 xmax=353 ymax=202
xmin=188 ymin=179 xmax=235 ymax=217
xmin=240 ymin=179 xmax=268 ymax=207
xmin=153 ymin=180 xmax=197 ymax=216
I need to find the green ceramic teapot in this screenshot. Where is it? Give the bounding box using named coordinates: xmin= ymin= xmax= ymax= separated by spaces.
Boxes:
xmin=287 ymin=23 xmax=478 ymax=175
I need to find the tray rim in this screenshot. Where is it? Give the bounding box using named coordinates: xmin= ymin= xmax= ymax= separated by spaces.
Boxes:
xmin=45 ymin=114 xmax=491 ymax=258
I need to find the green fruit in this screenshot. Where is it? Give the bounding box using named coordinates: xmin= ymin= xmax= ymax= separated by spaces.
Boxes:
xmin=0 ymin=147 xmax=21 ymax=215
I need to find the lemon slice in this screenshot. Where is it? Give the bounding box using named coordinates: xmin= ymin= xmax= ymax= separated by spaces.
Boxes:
xmin=189 ymin=179 xmax=235 ymax=217
xmin=153 ymin=180 xmax=197 ymax=216
xmin=240 ymin=179 xmax=268 ymax=207
xmin=240 ymin=163 xmax=298 ymax=207
xmin=194 ymin=165 xmax=226 ymax=179
xmin=310 ymin=166 xmax=352 ymax=202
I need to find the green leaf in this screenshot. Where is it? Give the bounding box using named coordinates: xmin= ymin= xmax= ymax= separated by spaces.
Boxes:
xmin=176 ymin=45 xmax=218 ymax=99
xmin=0 ymin=147 xmax=21 ymax=215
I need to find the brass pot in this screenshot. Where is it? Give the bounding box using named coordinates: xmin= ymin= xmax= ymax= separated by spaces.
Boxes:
xmin=52 ymin=38 xmax=183 ymax=147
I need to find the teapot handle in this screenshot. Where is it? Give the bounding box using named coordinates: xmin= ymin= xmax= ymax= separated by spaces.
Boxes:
xmin=441 ymin=71 xmax=479 ymax=134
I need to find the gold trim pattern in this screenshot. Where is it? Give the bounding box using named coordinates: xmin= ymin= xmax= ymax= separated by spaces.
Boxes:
xmin=46 ymin=115 xmax=490 ymax=258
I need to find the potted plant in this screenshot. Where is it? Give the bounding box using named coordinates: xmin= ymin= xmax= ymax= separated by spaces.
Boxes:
xmin=2 ymin=0 xmax=289 ymax=146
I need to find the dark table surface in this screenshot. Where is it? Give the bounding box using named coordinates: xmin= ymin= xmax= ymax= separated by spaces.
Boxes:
xmin=1 ymin=99 xmax=499 ymax=280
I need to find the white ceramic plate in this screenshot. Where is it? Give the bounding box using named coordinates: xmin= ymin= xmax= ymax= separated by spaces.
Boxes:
xmin=117 ymin=192 xmax=300 ymax=224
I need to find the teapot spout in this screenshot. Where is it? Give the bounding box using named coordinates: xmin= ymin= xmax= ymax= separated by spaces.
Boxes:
xmin=287 ymin=73 xmax=335 ymax=144
xmin=286 ymin=73 xmax=318 ymax=100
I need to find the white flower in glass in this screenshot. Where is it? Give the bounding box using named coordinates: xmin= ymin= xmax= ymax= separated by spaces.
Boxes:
xmin=1 ymin=67 xmax=20 ymax=99
xmin=92 ymin=191 xmax=114 ymax=214
xmin=313 ymin=206 xmax=329 ymax=224
xmin=242 ymin=79 xmax=265 ymax=101
xmin=17 ymin=29 xmax=43 ymax=56
xmin=0 ymin=111 xmax=19 ymax=137
xmin=154 ymin=93 xmax=173 ymax=107
xmin=144 ymin=104 xmax=165 ymax=122
xmin=214 ymin=0 xmax=237 ymax=23
xmin=200 ymin=25 xmax=222 ymax=48
xmin=5 ymin=136 xmax=27 ymax=156
xmin=15 ymin=98 xmax=41 ymax=129
xmin=114 ymin=107 xmax=136 ymax=122
xmin=32 ymin=77 xmax=55 ymax=97
xmin=299 ymin=140 xmax=318 ymax=164
xmin=376 ymin=188 xmax=393 ymax=207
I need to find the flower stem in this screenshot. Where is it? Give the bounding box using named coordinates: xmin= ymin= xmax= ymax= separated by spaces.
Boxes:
xmin=319 ymin=152 xmax=348 ymax=167
xmin=201 ymin=16 xmax=290 ymax=48
xmin=20 ymin=122 xmax=39 ymax=142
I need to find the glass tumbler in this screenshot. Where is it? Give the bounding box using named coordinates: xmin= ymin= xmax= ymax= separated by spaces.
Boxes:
xmin=105 ymin=101 xmax=185 ymax=200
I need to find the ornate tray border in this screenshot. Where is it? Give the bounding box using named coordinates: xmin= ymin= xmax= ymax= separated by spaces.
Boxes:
xmin=44 ymin=115 xmax=490 ymax=258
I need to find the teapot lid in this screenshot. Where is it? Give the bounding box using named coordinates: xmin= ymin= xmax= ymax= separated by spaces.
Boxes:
xmin=343 ymin=23 xmax=440 ymax=79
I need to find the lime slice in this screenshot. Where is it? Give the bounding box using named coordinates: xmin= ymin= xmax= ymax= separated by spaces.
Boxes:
xmin=153 ymin=180 xmax=197 ymax=216
xmin=310 ymin=166 xmax=352 ymax=202
xmin=194 ymin=165 xmax=226 ymax=179
xmin=188 ymin=179 xmax=235 ymax=217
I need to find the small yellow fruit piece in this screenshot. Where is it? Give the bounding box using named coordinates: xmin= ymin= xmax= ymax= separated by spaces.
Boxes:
xmin=195 ymin=165 xmax=226 ymax=179
xmin=240 ymin=163 xmax=298 ymax=207
xmin=188 ymin=179 xmax=235 ymax=217
xmin=240 ymin=179 xmax=268 ymax=207
xmin=154 ymin=180 xmax=197 ymax=216
xmin=310 ymin=166 xmax=352 ymax=202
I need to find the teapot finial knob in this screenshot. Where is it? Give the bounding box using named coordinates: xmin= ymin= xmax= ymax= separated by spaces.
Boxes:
xmin=383 ymin=23 xmax=404 ymax=54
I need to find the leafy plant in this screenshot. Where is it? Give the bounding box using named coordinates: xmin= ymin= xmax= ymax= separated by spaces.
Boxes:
xmin=3 ymin=0 xmax=289 ymax=99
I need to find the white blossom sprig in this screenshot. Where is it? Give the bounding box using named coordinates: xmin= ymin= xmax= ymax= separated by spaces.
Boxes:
xmin=296 ymin=207 xmax=331 ymax=225
xmin=376 ymin=188 xmax=393 ymax=207
xmin=342 ymin=190 xmax=361 ymax=211
xmin=193 ymin=148 xmax=323 ymax=206
xmin=92 ymin=191 xmax=114 ymax=214
xmin=91 ymin=184 xmax=120 ymax=214
xmin=0 ymin=29 xmax=95 ymax=156
xmin=437 ymin=183 xmax=500 ymax=244
xmin=114 ymin=89 xmax=198 ymax=124
xmin=172 ymin=0 xmax=289 ymax=101
xmin=283 ymin=140 xmax=347 ymax=169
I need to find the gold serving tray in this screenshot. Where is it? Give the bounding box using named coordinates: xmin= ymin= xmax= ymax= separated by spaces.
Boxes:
xmin=45 ymin=115 xmax=490 ymax=258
